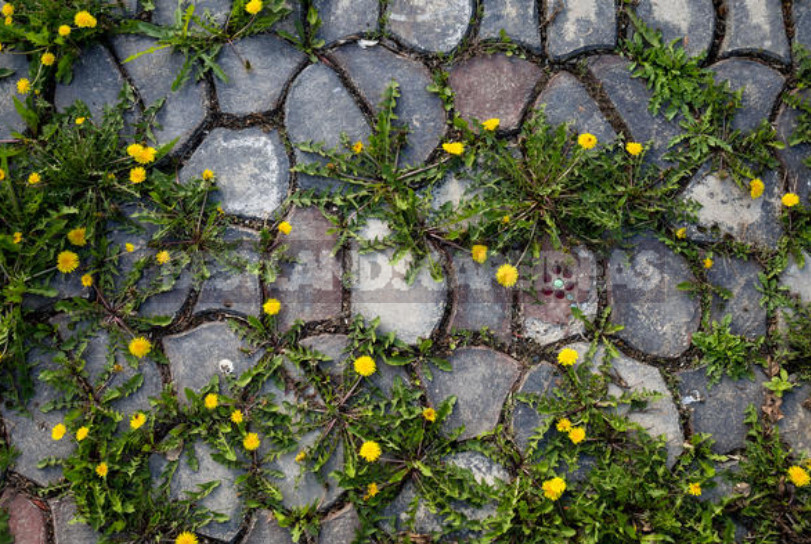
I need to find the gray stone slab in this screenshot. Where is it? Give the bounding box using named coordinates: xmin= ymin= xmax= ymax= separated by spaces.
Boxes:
xmin=679 ymin=367 xmax=767 ymax=454
xmin=163 ymin=321 xmax=261 ymax=401
xmin=152 ymin=0 xmax=231 ymax=27
xmin=285 ymin=63 xmax=371 ymax=191
xmin=533 ymin=71 xmax=616 ymax=144
xmin=243 ymin=511 xmax=294 ymax=544
xmin=480 ymin=0 xmax=541 ymax=50
xmin=424 ymin=346 xmax=520 ymax=440
xmin=0 ymin=50 xmax=28 ymax=139
xmin=350 ymin=220 xmax=447 ymax=344
xmin=332 ymin=43 xmax=446 ymax=165
xmin=707 ymin=256 xmax=767 ymax=339
xmin=778 ymin=383 xmax=811 ymax=458
xmin=179 ymin=127 xmax=289 ymax=219
xmin=545 ymin=0 xmax=616 ymax=60
xmin=266 ymin=207 xmax=343 ymax=328
xmin=511 ymin=362 xmax=563 ymax=455
xmin=780 ymin=251 xmax=811 ymax=304
xmin=112 ymin=35 xmax=208 ymax=148
xmin=137 ymin=266 xmax=193 ymax=321
xmin=315 ymin=0 xmax=378 ymax=43
xmin=450 ymin=250 xmax=512 ymax=341
xmin=55 ymin=45 xmax=126 ymax=120
xmin=794 ymin=0 xmax=811 ymax=50
xmin=448 ymin=53 xmax=543 ymax=132
xmin=318 ymin=504 xmax=361 ymax=544
xmin=521 ymin=246 xmax=598 ymax=346
xmin=387 ymin=0 xmax=473 ymax=53
xmin=607 ymin=234 xmax=701 ymax=358
xmin=215 ymin=34 xmax=305 ymax=115
xmin=50 ymin=497 xmax=101 ymax=544
xmin=634 ymin=0 xmax=715 ymax=57
xmin=776 ymin=89 xmax=811 ymax=203
xmin=195 ymin=227 xmax=262 ymax=315
xmin=22 ymin=273 xmax=89 ymax=312
xmin=720 ymin=0 xmax=790 ymax=64
xmin=709 ymin=58 xmax=785 ymax=133
xmin=680 ymin=165 xmax=783 ymax=247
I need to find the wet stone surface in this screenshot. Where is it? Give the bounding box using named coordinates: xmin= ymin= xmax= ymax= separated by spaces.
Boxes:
xmin=314 ymin=0 xmax=379 ymax=43
xmin=709 ymin=58 xmax=785 ymax=133
xmin=634 ymin=0 xmax=715 ymax=57
xmin=545 ymin=0 xmax=616 ymax=60
xmin=720 ymin=0 xmax=790 ymax=64
xmin=707 ymin=256 xmax=768 ymax=339
xmin=534 ymin=71 xmax=616 ymax=144
xmin=386 ymin=0 xmax=473 ymax=53
xmin=480 ymin=0 xmax=542 ymax=50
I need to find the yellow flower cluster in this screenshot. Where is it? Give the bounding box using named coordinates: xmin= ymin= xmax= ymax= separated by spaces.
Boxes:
xmin=788 ymin=465 xmax=810 ymax=487
xmin=750 ymin=178 xmax=764 ymax=199
xmin=156 ymin=250 xmax=170 ymax=265
xmin=52 ymin=423 xmax=66 ymax=441
xmin=67 ymin=227 xmax=87 ymax=246
xmin=363 ymin=482 xmax=379 ymax=500
xmin=482 ymin=118 xmax=500 ymax=131
xmin=243 ymin=432 xmax=261 ymax=451
xmin=95 ymin=462 xmax=108 ymax=478
xmin=278 ymin=221 xmax=292 ymax=235
xmin=442 ymin=142 xmax=464 ymax=156
xmin=231 ymin=409 xmax=244 ymax=424
xmin=41 ymin=52 xmax=55 ymax=66
xmin=76 ymin=426 xmax=89 ymax=441
xmin=127 ymin=143 xmax=157 ymax=164
xmin=74 ymin=10 xmax=97 ymax=28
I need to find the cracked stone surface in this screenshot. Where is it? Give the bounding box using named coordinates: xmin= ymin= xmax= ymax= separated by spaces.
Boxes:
xmin=480 ymin=0 xmax=541 ymax=50
xmin=720 ymin=0 xmax=790 ymax=64
xmin=707 ymin=256 xmax=768 ymax=339
xmin=709 ymin=58 xmax=785 ymax=133
xmin=387 ymin=0 xmax=473 ymax=53
xmin=534 ymin=71 xmax=616 ymax=144
xmin=545 ymin=0 xmax=616 ymax=60
xmin=315 ymin=0 xmax=378 ymax=43
xmin=634 ymin=0 xmax=715 ymax=57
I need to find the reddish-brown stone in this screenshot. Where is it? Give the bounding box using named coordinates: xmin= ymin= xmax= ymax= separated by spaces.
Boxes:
xmin=0 ymin=490 xmax=47 ymax=544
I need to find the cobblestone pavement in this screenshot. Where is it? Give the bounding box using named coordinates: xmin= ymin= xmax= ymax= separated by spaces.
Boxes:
xmin=1 ymin=0 xmax=811 ymax=543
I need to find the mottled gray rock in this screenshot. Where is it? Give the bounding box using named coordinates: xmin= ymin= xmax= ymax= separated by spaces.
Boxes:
xmin=387 ymin=0 xmax=473 ymax=53
xmin=55 ymin=45 xmax=127 ymax=120
xmin=163 ymin=321 xmax=261 ymax=400
xmin=243 ymin=511 xmax=294 ymax=544
xmin=521 ymin=246 xmax=598 ymax=346
xmin=332 ymin=43 xmax=445 ymax=165
xmin=707 ymin=256 xmax=767 ymax=339
xmin=511 ymin=362 xmax=563 ymax=455
xmin=137 ymin=266 xmax=193 ymax=321
xmin=545 ymin=0 xmax=616 ymax=60
xmin=780 ymin=251 xmax=811 ymax=304
xmin=350 ymin=220 xmax=447 ymax=344
xmin=450 ymin=250 xmax=512 ymax=341
xmin=480 ymin=0 xmax=541 ymax=50
xmin=180 ymin=127 xmax=289 ymax=218
xmin=680 ymin=166 xmax=783 ymax=247
xmin=215 ymin=35 xmax=305 ymax=115
xmin=22 ymin=273 xmax=89 ymax=311
xmin=112 ymin=35 xmax=208 ymax=147
xmin=720 ymin=0 xmax=790 ymax=64
xmin=0 ymin=50 xmax=29 ymax=139
xmin=534 ymin=71 xmax=616 ymax=144
xmin=588 ymin=55 xmax=684 ymax=167
xmin=776 ymin=90 xmax=811 ymax=203
xmin=285 ymin=63 xmax=371 ymax=191
xmin=152 ymin=0 xmax=231 ymax=27
xmin=607 ymin=234 xmax=700 ymax=358
xmin=778 ymin=383 xmax=811 ymax=458
xmin=315 ymin=0 xmax=378 ymax=43
xmin=266 ymin=207 xmax=343 ymax=328
xmin=319 ymin=504 xmax=361 ymax=544
xmin=795 ymin=0 xmax=811 ymax=50
xmin=679 ymin=367 xmax=768 ymax=454
xmin=424 ymin=346 xmax=520 ymax=440
xmin=634 ymin=0 xmax=715 ymax=57
xmin=448 ymin=53 xmax=543 ymax=132
xmin=170 ymin=441 xmax=244 ymax=542
xmin=50 ymin=497 xmax=101 ymax=544
xmin=710 ymin=58 xmax=785 ymax=133
xmin=195 ymin=227 xmax=261 ymax=315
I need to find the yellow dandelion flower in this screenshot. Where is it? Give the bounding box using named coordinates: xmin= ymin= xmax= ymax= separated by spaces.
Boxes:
xmin=442 ymin=142 xmax=464 ymax=156
xmin=359 ymin=440 xmax=381 ymax=462
xmin=175 ymin=532 xmax=198 ymax=544
xmin=577 ymin=133 xmax=597 ymax=150
xmin=245 ymin=0 xmax=263 ymax=15
xmin=676 ymin=227 xmax=687 ymax=239
xmin=1 ymin=4 xmax=13 ymax=17
xmin=703 ymin=257 xmax=713 ymax=269
xmin=95 ymin=462 xmax=108 ymax=478
xmin=295 ymin=451 xmax=306 ymax=463
xmin=502 ymin=215 xmax=510 ymax=224
xmin=422 ymin=407 xmax=437 ymax=422
xmin=542 ymin=477 xmax=566 ymax=501
xmin=687 ymin=482 xmax=702 ymax=496
xmin=231 ymin=410 xmax=244 ymax=424
xmin=0 ymin=168 xmax=4 ymax=180
xmin=67 ymin=227 xmax=87 ymax=246
xmin=13 ymin=232 xmax=22 ymax=244
xmin=41 ymin=52 xmax=55 ymax=66
xmin=495 ymin=263 xmax=518 ymax=287
xmin=471 ymin=244 xmax=487 ymax=264
xmin=557 ymin=348 xmax=578 ymax=367
xmin=27 ymin=172 xmax=40 ymax=184
xmin=74 ymin=11 xmax=97 ymax=28
xmin=278 ymin=221 xmax=292 ymax=235
xmin=76 ymin=426 xmax=89 ymax=441
xmin=788 ymin=465 xmax=810 ymax=487
xmin=750 ymin=178 xmax=764 ymax=199
xmin=58 ymin=25 xmax=71 ymax=36
xmin=201 ymin=169 xmax=214 ymax=181
xmin=130 ymin=412 xmax=146 ymax=430
xmin=243 ymin=432 xmax=261 ymax=451
xmin=352 ymin=140 xmax=364 ymax=154
xmin=75 ymin=117 xmax=85 ymax=125
xmin=156 ymin=250 xmax=170 ymax=265
xmin=125 ymin=242 xmax=135 ymax=252
xmin=263 ymin=298 xmax=281 ymax=316
xmin=568 ymin=427 xmax=586 ymax=444
xmin=204 ymin=393 xmax=218 ymax=410
xmin=137 ymin=146 xmax=156 ymax=164
xmin=4 ymin=16 xmax=11 ymax=25
xmin=81 ymin=274 xmax=93 ymax=287
xmin=482 ymin=118 xmax=500 ymax=131
xmin=126 ymin=143 xmax=143 ymax=159
xmin=556 ymin=418 xmax=572 ymax=432
xmin=364 ymin=482 xmax=379 ymax=500
xmin=353 ymin=355 xmax=376 ymax=377
xmin=56 ymin=251 xmax=79 ymax=274
xmin=130 ymin=167 xmax=146 ymax=184
xmin=782 ymin=193 xmax=800 ymax=207
xmin=52 ymin=423 xmax=66 ymax=441
xmin=625 ymin=142 xmax=643 ymax=156
xmin=128 ymin=336 xmax=152 ymax=359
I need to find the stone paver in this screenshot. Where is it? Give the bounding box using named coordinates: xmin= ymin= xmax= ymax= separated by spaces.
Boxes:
xmin=194 ymin=226 xmax=262 ymax=315
xmin=0 ymin=50 xmax=29 ymax=139
xmin=480 ymin=0 xmax=541 ymax=50
xmin=780 ymin=251 xmax=811 ymax=304
xmin=315 ymin=0 xmax=378 ymax=43
xmin=534 ymin=71 xmax=616 ymax=144
xmin=179 ymin=127 xmax=290 ymax=219
xmin=778 ymin=383 xmax=811 ymax=458
xmin=707 ymin=256 xmax=767 ymax=339
xmin=450 ymin=250 xmax=512 ymax=341
xmin=795 ymin=0 xmax=811 ymax=51
xmin=152 ymin=0 xmax=231 ymax=27
xmin=387 ymin=0 xmax=473 ymax=53
xmin=545 ymin=0 xmax=616 ymax=60
xmin=0 ymin=489 xmax=47 ymax=544
xmin=511 ymin=362 xmax=563 ymax=455
xmin=50 ymin=497 xmax=101 ymax=544
xmin=709 ymin=58 xmax=785 ymax=133
xmin=448 ymin=53 xmax=543 ymax=132
xmin=776 ymin=89 xmax=811 ymax=203
xmin=55 ymin=45 xmax=127 ymax=120
xmin=318 ymin=504 xmax=361 ymax=544
xmin=243 ymin=510 xmax=294 ymax=544
xmin=720 ymin=0 xmax=790 ymax=64
xmin=424 ymin=346 xmax=520 ymax=440
xmin=634 ymin=0 xmax=715 ymax=57
xmin=607 ymin=234 xmax=700 ymax=358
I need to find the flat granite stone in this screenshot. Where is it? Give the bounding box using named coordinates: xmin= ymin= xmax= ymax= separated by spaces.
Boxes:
xmin=709 ymin=58 xmax=785 ymax=133
xmin=152 ymin=0 xmax=231 ymax=27
xmin=0 ymin=490 xmax=47 ymax=544
xmin=22 ymin=272 xmax=89 ymax=312
xmin=315 ymin=0 xmax=378 ymax=43
xmin=50 ymin=497 xmax=101 ymax=544
xmin=678 ymin=367 xmax=768 ymax=454
xmin=332 ymin=43 xmax=446 ymax=165
xmin=634 ymin=0 xmax=715 ymax=57
xmin=137 ymin=266 xmax=193 ymax=322
xmin=170 ymin=441 xmax=243 ymax=542
xmin=450 ymin=250 xmax=512 ymax=342
xmin=55 ymin=45 xmax=126 ymax=120
xmin=163 ymin=321 xmax=261 ymax=401
xmin=0 ymin=50 xmax=29 ymax=139
xmin=795 ymin=0 xmax=811 ymax=50
xmin=285 ymin=63 xmax=371 ymax=191
xmin=215 ymin=35 xmax=305 ymax=115
xmin=776 ymin=89 xmax=811 ymax=203
xmin=707 ymin=256 xmax=767 ymax=339
xmin=607 ymin=234 xmax=700 ymax=358
xmin=533 ymin=71 xmax=616 ymax=144
xmin=780 ymin=251 xmax=811 ymax=304
xmin=387 ymin=0 xmax=473 ymax=53
xmin=448 ymin=53 xmax=543 ymax=132
xmin=480 ymin=0 xmax=541 ymax=50
xmin=588 ymin=55 xmax=684 ymax=167
xmin=778 ymin=383 xmax=811 ymax=458
xmin=318 ymin=504 xmax=361 ymax=544
xmin=424 ymin=346 xmax=520 ymax=440
xmin=521 ymin=245 xmax=598 ymax=346
xmin=195 ymin=226 xmax=261 ymax=315
xmin=180 ymin=127 xmax=289 ymax=219
xmin=545 ymin=0 xmax=616 ymax=60
xmin=112 ymin=35 xmax=208 ymax=148
xmin=243 ymin=510 xmax=294 ymax=544
xmin=720 ymin=0 xmax=790 ymax=64
xmin=266 ymin=207 xmax=343 ymax=329
xmin=511 ymin=362 xmax=564 ymax=455
xmin=680 ymin=165 xmax=783 ymax=247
